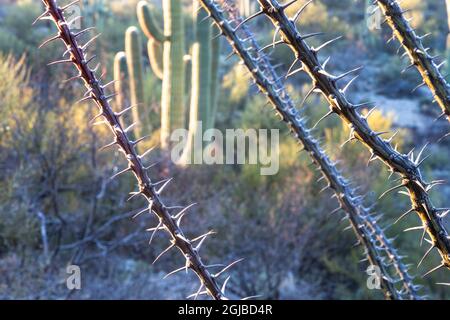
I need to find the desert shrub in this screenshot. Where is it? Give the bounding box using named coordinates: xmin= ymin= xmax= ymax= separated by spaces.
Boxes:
xmin=0 ymin=53 xmax=143 ymax=268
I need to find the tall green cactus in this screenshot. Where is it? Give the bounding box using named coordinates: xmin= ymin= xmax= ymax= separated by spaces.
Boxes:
xmin=187 ymin=3 xmax=212 ymax=141
xmin=209 ymin=36 xmax=221 ymax=129
xmin=192 ymin=4 xmax=212 ymax=130
xmin=125 ymin=26 xmax=146 ymax=137
xmin=137 ymin=0 xmax=186 ymax=149
xmin=113 ymin=51 xmax=127 ymax=111
xmin=138 ymin=0 xmax=221 ymax=156
xmin=446 ymin=0 xmax=450 ymax=50
xmin=238 ymin=0 xmax=253 ymax=17
xmin=362 ymin=0 xmax=376 ymax=47
xmin=180 ymin=3 xmax=222 ymax=164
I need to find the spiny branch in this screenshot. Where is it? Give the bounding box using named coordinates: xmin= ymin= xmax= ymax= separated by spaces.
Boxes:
xmin=203 ymin=0 xmax=420 ymax=299
xmin=375 ymin=0 xmax=450 ymax=122
xmin=37 ymin=0 xmax=229 ymax=300
xmin=255 ymin=0 xmax=450 ymax=275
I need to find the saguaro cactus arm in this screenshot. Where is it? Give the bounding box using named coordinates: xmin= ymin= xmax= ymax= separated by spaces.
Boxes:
xmin=210 ymin=36 xmax=221 ymax=128
xmin=161 ymin=0 xmax=186 ymax=148
xmin=192 ymin=4 xmax=212 ymax=129
xmin=255 ymin=0 xmax=450 ymax=274
xmin=113 ymin=51 xmax=127 ymax=110
xmin=201 ymin=0 xmax=420 ymax=299
xmin=147 ymin=38 xmax=164 ymax=80
xmin=37 ymin=0 xmax=230 ymax=300
xmin=137 ymin=0 xmax=165 ymax=43
xmin=375 ymin=0 xmax=450 ymax=122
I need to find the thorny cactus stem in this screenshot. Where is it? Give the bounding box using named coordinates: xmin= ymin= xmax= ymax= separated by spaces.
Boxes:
xmin=255 ymin=0 xmax=450 ymax=276
xmin=37 ymin=0 xmax=230 ymax=300
xmin=201 ymin=0 xmax=420 ymax=299
xmin=375 ymin=0 xmax=450 ymax=122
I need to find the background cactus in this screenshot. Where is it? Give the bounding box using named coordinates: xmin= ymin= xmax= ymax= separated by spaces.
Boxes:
xmin=190 ymin=4 xmax=212 ymax=130
xmin=113 ymin=51 xmax=128 ymax=121
xmin=136 ymin=0 xmax=221 ymax=158
xmin=137 ymin=0 xmax=186 ymax=149
xmin=210 ymin=37 xmax=221 ymax=129
xmin=180 ymin=3 xmax=214 ymax=163
xmin=147 ymin=38 xmax=164 ymax=80
xmin=125 ymin=26 xmax=146 ymax=138
xmin=362 ymin=0 xmax=377 ymax=47
xmin=446 ymin=0 xmax=450 ymax=49
xmin=238 ymin=0 xmax=255 ymax=17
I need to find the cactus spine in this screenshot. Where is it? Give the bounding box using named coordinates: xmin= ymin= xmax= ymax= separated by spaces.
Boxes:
xmin=138 ymin=0 xmax=186 ymax=149
xmin=38 ymin=0 xmax=235 ymax=300
xmin=255 ymin=0 xmax=450 ymax=274
xmin=375 ymin=0 xmax=450 ymax=122
xmin=125 ymin=27 xmax=146 ymax=137
xmin=202 ymin=0 xmax=420 ymax=299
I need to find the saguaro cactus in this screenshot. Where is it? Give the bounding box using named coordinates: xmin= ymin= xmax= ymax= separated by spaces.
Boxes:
xmin=191 ymin=3 xmax=212 ymax=130
xmin=180 ymin=3 xmax=213 ymax=163
xmin=210 ymin=36 xmax=221 ymax=128
xmin=362 ymin=0 xmax=377 ymax=47
xmin=147 ymin=38 xmax=164 ymax=80
xmin=137 ymin=0 xmax=186 ymax=149
xmin=138 ymin=0 xmax=221 ymax=157
xmin=445 ymin=0 xmax=450 ymax=50
xmin=113 ymin=51 xmax=127 ymax=111
xmin=125 ymin=26 xmax=146 ymax=136
xmin=238 ymin=0 xmax=254 ymax=17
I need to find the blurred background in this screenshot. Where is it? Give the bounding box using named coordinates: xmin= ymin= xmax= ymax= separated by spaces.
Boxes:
xmin=0 ymin=0 xmax=449 ymax=299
